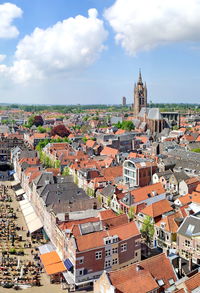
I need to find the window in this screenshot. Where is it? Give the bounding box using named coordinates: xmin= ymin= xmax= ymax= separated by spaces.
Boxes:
xmin=121 ymin=243 xmax=127 ymax=252
xmin=157 ymin=279 xmax=164 ymax=286
xmin=112 ymin=258 xmax=118 ymax=265
xmin=135 ymin=240 xmax=140 ymax=246
xmin=79 ymin=269 xmax=84 ymax=276
xmin=197 ymin=244 xmax=200 ymax=251
xmin=95 ymin=251 xmax=102 ymax=260
xmin=106 ymin=239 xmax=111 ymax=245
xmin=185 ymin=239 xmax=191 ymax=247
xmin=168 ymin=279 xmax=174 ymax=285
xmin=112 ymin=247 xmax=118 ymax=254
xmin=79 ymin=259 xmax=84 ymax=264
xmin=105 ymin=260 xmax=111 ymax=268
xmin=135 ymin=252 xmax=138 ymax=257
xmin=105 ymin=250 xmax=111 ymax=257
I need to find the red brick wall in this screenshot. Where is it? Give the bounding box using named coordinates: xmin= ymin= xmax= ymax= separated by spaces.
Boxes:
xmin=139 ymin=166 xmax=157 ymax=187
xmin=76 ymin=247 xmax=105 ymax=273
xmin=118 ymin=235 xmax=141 ymax=265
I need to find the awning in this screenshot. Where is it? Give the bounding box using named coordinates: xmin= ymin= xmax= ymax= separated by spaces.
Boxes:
xmin=25 ymin=212 xmax=38 ymax=223
xmin=19 ymin=199 xmax=29 ymax=207
xmin=45 ymin=262 xmax=66 ymax=275
xmin=23 ymin=206 xmax=34 ymax=217
xmin=16 ymin=188 xmax=25 ymax=196
xmin=19 ymin=199 xmax=43 ymax=234
xmin=38 ymin=243 xmax=55 ymax=255
xmin=40 ymin=251 xmax=66 ymax=275
xmin=64 ymin=259 xmax=73 ymax=270
xmin=27 ymin=218 xmax=43 ymax=234
xmin=62 ymin=272 xmax=74 ymax=285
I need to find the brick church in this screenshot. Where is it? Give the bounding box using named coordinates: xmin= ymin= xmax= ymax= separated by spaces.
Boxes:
xmin=133 ymin=71 xmax=169 ymax=134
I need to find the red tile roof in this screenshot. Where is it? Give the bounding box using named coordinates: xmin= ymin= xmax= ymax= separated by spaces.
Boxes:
xmin=98 ymin=209 xmax=116 ymax=220
xmin=185 ymin=272 xmax=200 ymax=292
xmin=108 ymin=253 xmax=177 ymax=292
xmin=100 ymin=146 xmax=119 ymax=158
xmin=76 ymin=221 xmax=140 ymax=251
xmin=130 ymin=183 xmax=165 ymax=204
xmin=140 ymin=199 xmax=173 ymax=219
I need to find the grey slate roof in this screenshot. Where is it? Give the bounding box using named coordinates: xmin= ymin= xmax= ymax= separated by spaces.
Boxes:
xmin=155 ymin=170 xmax=173 ymax=179
xmin=33 ymin=172 xmax=54 ymax=188
xmin=138 ymin=107 xmax=163 ymax=120
xmin=178 ymin=215 xmax=200 ymax=237
xmin=99 ymin=184 xmax=116 ymax=198
xmin=19 ymin=150 xmax=37 ymax=160
xmin=173 ymin=171 xmax=189 ymax=183
xmin=79 ymin=221 xmax=102 ymax=235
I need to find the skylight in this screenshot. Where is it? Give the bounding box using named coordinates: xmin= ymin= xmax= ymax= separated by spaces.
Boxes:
xmin=186 ymin=224 xmax=195 ymax=236
xmin=157 ymin=279 xmax=165 ymax=286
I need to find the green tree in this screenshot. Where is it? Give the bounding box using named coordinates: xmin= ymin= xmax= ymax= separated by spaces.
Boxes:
xmin=114 ymin=121 xmax=135 ymax=131
xmin=141 ymin=216 xmax=155 ymax=246
xmin=26 ymin=116 xmax=35 ymax=128
xmin=54 ymin=160 xmax=61 ymax=168
xmin=37 ymin=126 xmax=46 ymax=133
xmin=86 ymin=187 xmax=94 ymax=197
xmin=62 ymin=167 xmax=70 ymax=176
xmin=192 ymin=148 xmax=200 ymax=153
xmin=128 ymin=206 xmax=135 ymax=220
xmin=107 ymin=196 xmax=111 ymax=207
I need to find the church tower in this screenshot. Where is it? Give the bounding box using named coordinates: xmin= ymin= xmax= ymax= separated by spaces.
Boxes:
xmin=133 ymin=70 xmax=147 ymax=116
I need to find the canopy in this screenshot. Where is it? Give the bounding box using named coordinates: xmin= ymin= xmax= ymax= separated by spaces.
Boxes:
xmin=64 ymin=259 xmax=73 ymax=270
xmin=16 ymin=188 xmax=25 ymax=196
xmin=40 ymin=251 xmax=66 ymax=275
xmin=19 ymin=199 xmax=43 ymax=234
xmin=38 ymin=243 xmax=55 ymax=255
xmin=27 ymin=218 xmax=43 ymax=234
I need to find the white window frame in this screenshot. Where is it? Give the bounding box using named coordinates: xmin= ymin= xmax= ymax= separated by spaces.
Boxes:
xmin=121 ymin=243 xmax=127 ymax=252
xmin=112 ymin=247 xmax=118 ymax=254
xmin=112 ymin=258 xmax=118 ymax=265
xmin=105 ymin=260 xmax=111 ymax=268
xmin=95 ymin=251 xmax=102 ymax=260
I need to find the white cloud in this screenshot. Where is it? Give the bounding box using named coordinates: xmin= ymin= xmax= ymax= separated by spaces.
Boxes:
xmin=0 ymin=3 xmax=22 ymax=38
xmin=0 ymin=8 xmax=108 ymax=83
xmin=104 ymin=0 xmax=200 ymax=55
xmin=0 ymin=55 xmax=6 ymax=63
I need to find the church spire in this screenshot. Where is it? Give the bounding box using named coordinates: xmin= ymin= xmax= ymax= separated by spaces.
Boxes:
xmin=138 ymin=69 xmax=143 ymax=85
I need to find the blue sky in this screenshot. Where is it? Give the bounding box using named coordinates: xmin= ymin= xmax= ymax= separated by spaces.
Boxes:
xmin=0 ymin=0 xmax=200 ymax=105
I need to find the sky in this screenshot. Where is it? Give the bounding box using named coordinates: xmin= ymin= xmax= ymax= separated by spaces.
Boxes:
xmin=0 ymin=0 xmax=200 ymax=105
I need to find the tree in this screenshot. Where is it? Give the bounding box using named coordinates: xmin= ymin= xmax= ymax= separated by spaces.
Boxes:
xmin=192 ymin=148 xmax=200 ymax=153
xmin=114 ymin=121 xmax=135 ymax=131
xmin=54 ymin=160 xmax=61 ymax=168
xmin=62 ymin=167 xmax=70 ymax=176
xmin=51 ymin=125 xmax=70 ymax=137
xmin=141 ymin=215 xmax=155 ymax=246
xmin=37 ymin=126 xmax=46 ymax=133
xmin=128 ymin=206 xmax=135 ymax=220
xmin=26 ymin=116 xmax=35 ymax=128
xmin=33 ymin=115 xmax=44 ymax=126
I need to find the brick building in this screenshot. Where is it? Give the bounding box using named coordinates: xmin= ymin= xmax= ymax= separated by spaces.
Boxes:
xmin=123 ymin=158 xmax=157 ymax=187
